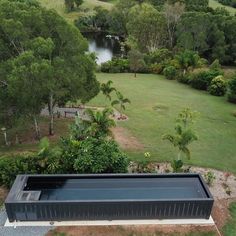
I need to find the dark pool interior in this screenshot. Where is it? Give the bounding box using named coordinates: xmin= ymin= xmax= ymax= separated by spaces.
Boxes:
xmin=23 ymin=176 xmax=208 ymax=201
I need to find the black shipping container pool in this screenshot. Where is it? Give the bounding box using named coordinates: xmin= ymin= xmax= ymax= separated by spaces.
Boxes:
xmin=5 ymin=174 xmax=214 ymax=222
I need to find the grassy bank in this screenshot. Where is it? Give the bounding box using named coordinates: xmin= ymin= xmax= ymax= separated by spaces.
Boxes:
xmin=209 ymin=0 xmax=236 ymax=15
xmin=39 ymin=0 xmax=115 ymax=22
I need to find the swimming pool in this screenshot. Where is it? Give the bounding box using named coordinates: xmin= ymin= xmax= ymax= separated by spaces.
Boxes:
xmin=5 ymin=174 xmax=214 ymax=222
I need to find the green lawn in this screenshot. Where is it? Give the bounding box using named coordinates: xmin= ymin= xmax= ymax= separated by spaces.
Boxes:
xmin=39 ymin=0 xmax=115 ymax=22
xmin=89 ymin=73 xmax=236 ymax=174
xmin=223 ymin=202 xmax=236 ymax=235
xmin=209 ymin=0 xmax=236 ymax=14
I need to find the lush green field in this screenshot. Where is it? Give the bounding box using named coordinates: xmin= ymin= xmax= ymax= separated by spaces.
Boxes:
xmin=209 ymin=0 xmax=236 ymax=14
xmin=39 ymin=0 xmax=115 ymax=22
xmin=89 ymin=73 xmax=236 ymax=174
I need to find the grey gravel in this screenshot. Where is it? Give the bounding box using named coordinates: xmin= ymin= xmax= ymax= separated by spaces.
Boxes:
xmin=0 ymin=208 xmax=53 ymax=236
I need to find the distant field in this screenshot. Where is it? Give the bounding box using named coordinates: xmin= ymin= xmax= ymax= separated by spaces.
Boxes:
xmin=39 ymin=0 xmax=115 ymax=22
xmin=209 ymin=0 xmax=236 ymax=14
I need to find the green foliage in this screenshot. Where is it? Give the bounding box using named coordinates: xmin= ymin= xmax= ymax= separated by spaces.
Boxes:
xmin=209 ymin=59 xmax=222 ymax=72
xmin=65 ymin=0 xmax=83 ymax=12
xmin=163 ymin=66 xmax=177 ymax=80
xmin=227 ymin=74 xmax=236 ymax=103
xmin=101 ymin=58 xmax=130 ymax=73
xmin=0 ymin=0 xmax=99 ymax=136
xmin=111 ymin=91 xmax=131 ymax=114
xmin=204 ymin=171 xmax=216 ymax=186
xmin=145 ymin=49 xmax=173 ymax=65
xmin=100 ymin=80 xmax=116 ymax=100
xmin=176 ymin=11 xmax=236 ymax=64
xmin=128 ymin=49 xmax=146 ymax=77
xmin=209 ymin=75 xmax=227 ymax=96
xmin=175 ymin=50 xmax=202 ymax=76
xmin=0 ymin=128 xmax=129 ymax=187
xmin=72 ymin=137 xmax=129 ymax=173
xmin=177 ymin=73 xmax=192 ymax=84
xmin=171 ymin=159 xmax=184 ymax=173
xmin=84 ymin=108 xmax=116 ymax=138
xmin=163 ymin=108 xmax=198 ymax=160
xmin=190 ymin=70 xmax=223 ymax=90
xmin=127 ymin=3 xmax=167 ymax=52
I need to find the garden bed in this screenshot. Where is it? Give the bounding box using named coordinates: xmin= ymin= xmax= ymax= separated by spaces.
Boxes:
xmin=129 ymin=162 xmax=236 ymax=200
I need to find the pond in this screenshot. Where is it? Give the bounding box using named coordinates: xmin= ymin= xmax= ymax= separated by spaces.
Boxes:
xmin=84 ymin=33 xmax=122 ymax=65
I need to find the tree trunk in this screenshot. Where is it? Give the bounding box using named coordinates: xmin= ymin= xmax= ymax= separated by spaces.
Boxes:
xmin=34 ymin=116 xmax=41 ymax=140
xmin=3 ymin=131 xmax=8 ymax=146
xmin=134 ymin=72 xmax=137 ymax=78
xmin=49 ymin=93 xmax=54 ymax=136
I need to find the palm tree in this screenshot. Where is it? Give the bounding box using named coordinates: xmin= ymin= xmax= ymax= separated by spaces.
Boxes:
xmin=101 ymin=80 xmax=116 ymax=101
xmin=111 ymin=91 xmax=131 ymax=117
xmin=85 ymin=108 xmax=116 ymax=138
xmin=162 ymin=108 xmax=198 ymax=160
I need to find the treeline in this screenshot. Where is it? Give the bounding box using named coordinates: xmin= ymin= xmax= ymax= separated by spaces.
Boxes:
xmin=75 ymin=0 xmax=236 ymax=65
xmin=0 ymin=0 xmax=99 ymax=139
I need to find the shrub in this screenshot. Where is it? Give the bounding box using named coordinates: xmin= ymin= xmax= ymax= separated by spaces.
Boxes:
xmin=101 ymin=58 xmax=130 ymax=73
xmin=149 ymin=63 xmax=164 ymax=74
xmin=163 ymin=66 xmax=177 ymax=80
xmin=171 ymin=159 xmax=183 ymax=173
xmin=177 ymin=73 xmax=192 ymax=84
xmin=190 ymin=70 xmax=223 ymax=90
xmin=145 ymin=49 xmax=173 ymax=65
xmin=73 ymin=137 xmax=129 ymax=173
xmin=204 ymin=171 xmax=215 ymax=186
xmin=227 ymin=74 xmax=236 ymax=103
xmin=209 ymin=76 xmax=227 ymax=96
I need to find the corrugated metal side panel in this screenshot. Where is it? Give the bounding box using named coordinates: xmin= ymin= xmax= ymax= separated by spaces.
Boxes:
xmin=6 ymin=200 xmax=213 ymax=222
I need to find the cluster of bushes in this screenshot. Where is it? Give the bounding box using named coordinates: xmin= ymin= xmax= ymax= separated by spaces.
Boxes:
xmin=101 ymin=58 xmax=130 ymax=73
xmin=0 ymin=128 xmax=129 ymax=188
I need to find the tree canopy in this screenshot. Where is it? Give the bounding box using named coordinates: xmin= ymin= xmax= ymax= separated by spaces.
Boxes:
xmin=0 ymin=0 xmax=99 ymax=135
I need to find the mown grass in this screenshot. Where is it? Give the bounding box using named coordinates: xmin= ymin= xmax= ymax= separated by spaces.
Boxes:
xmin=209 ymin=0 xmax=236 ymax=15
xmin=223 ymin=202 xmax=236 ymax=236
xmin=39 ymin=0 xmax=115 ymax=22
xmin=88 ymin=73 xmax=236 ymax=174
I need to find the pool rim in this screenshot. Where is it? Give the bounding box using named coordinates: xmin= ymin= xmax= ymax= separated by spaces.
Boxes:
xmin=5 ymin=173 xmax=214 ymax=204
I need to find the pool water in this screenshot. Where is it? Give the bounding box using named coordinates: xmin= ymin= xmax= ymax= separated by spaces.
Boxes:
xmin=24 ymin=177 xmax=207 ymax=201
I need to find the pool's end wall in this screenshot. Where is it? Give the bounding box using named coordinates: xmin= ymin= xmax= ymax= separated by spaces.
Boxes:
xmin=5 ymin=174 xmax=214 ymax=222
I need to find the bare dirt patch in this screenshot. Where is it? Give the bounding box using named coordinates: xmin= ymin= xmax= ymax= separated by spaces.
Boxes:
xmin=47 ymin=225 xmax=216 ymax=236
xmin=111 ymin=127 xmax=144 ymax=151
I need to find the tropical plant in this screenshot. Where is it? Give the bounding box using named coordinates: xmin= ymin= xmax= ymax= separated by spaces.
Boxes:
xmin=171 ymin=159 xmax=184 ymax=173
xmin=163 ymin=108 xmax=198 ymax=161
xmin=175 ymin=50 xmax=201 ymax=76
xmin=111 ymin=91 xmax=131 ymax=117
xmin=84 ymin=108 xmax=116 ymax=138
xmin=100 ymin=80 xmax=116 ymax=101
